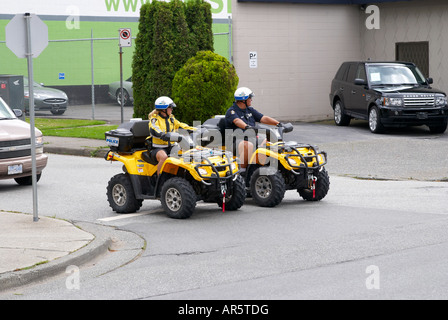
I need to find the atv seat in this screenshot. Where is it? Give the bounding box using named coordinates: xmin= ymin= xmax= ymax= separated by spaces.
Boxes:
xmin=141 ymin=150 xmax=158 ymax=165
xmin=121 ymin=120 xmax=151 ymax=149
xmin=202 ymin=117 xmax=226 ymax=147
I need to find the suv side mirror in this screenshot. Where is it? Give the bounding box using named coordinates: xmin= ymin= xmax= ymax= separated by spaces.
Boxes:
xmin=354 ymin=78 xmax=367 ymax=86
xmin=426 ymin=78 xmax=433 ymax=85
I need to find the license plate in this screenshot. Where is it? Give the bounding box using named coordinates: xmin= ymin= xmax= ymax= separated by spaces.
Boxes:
xmin=8 ymin=164 xmax=23 ymax=175
xmin=417 ymin=112 xmax=428 ymax=119
xmin=106 ymin=136 xmax=119 ymax=147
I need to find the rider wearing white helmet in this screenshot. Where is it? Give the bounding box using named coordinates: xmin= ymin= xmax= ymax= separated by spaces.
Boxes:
xmin=148 ymin=96 xmax=196 ymax=175
xmin=225 ymin=87 xmax=280 ymax=170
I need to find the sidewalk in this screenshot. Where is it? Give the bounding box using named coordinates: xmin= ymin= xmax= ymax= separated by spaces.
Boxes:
xmin=0 ymin=136 xmax=137 ymax=292
xmin=0 ymin=212 xmax=112 ymax=292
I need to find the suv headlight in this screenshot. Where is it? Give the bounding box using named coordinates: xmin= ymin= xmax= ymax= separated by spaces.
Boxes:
xmin=383 ymin=97 xmax=403 ymax=107
xmin=36 ymin=136 xmax=44 ymax=147
xmin=435 ymin=95 xmax=447 ymax=107
xmin=36 ymin=136 xmax=44 ymax=154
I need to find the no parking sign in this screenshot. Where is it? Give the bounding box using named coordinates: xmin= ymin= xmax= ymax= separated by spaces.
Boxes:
xmin=119 ymin=28 xmax=131 ymax=47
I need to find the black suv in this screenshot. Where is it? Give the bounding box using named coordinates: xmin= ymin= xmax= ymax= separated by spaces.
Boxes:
xmin=329 ymin=61 xmax=448 ymax=133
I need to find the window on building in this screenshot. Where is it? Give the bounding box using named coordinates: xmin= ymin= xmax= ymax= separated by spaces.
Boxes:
xmin=396 ymin=41 xmax=429 ymax=78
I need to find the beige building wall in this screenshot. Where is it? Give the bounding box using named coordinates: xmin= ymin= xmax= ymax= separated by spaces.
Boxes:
xmin=231 ymin=1 xmax=362 ymax=121
xmin=360 ymin=0 xmax=448 ymax=93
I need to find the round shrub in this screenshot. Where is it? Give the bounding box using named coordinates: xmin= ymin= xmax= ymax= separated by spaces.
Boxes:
xmin=171 ymin=50 xmax=239 ymax=124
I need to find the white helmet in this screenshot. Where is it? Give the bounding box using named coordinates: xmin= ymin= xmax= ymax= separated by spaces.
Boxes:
xmin=155 ymin=96 xmax=176 ymax=110
xmin=234 ymin=87 xmax=254 ymax=101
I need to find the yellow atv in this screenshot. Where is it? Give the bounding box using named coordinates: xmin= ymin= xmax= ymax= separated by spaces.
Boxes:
xmin=104 ymin=120 xmax=245 ymax=219
xmin=202 ymin=117 xmax=329 ymax=207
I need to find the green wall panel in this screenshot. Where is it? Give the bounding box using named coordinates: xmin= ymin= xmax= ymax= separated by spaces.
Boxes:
xmin=1 ymin=19 xmax=231 ymax=87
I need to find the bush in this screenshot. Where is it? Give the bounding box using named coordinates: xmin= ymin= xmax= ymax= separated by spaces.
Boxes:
xmin=171 ymin=51 xmax=239 ymax=124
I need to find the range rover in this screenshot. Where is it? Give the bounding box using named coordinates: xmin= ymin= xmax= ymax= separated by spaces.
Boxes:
xmin=330 ymin=61 xmax=448 ymax=133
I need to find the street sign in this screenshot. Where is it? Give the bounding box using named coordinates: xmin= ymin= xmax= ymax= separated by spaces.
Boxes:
xmin=5 ymin=13 xmax=49 ymax=222
xmin=5 ymin=13 xmax=48 ymax=58
xmin=249 ymin=51 xmax=257 ymax=68
xmin=119 ymin=28 xmax=131 ymax=47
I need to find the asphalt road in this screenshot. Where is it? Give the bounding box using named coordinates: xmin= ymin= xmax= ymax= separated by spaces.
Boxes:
xmin=0 ymin=115 xmax=447 ymax=300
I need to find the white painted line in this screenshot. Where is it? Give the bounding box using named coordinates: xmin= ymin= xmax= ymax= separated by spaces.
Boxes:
xmin=97 ymin=203 xmax=217 ymax=222
xmin=97 ymin=209 xmax=164 ymax=222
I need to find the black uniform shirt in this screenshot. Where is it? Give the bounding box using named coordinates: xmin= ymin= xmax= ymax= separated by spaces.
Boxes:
xmin=225 ymin=103 xmax=264 ymax=130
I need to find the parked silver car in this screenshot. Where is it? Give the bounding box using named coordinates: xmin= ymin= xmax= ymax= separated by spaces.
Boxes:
xmin=0 ymin=97 xmax=47 ymax=185
xmin=108 ymin=77 xmax=133 ymax=106
xmin=24 ymin=77 xmax=68 ymax=115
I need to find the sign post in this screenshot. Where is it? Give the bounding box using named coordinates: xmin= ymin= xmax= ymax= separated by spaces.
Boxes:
xmin=5 ymin=13 xmax=48 ymax=222
xmin=118 ymin=28 xmax=131 ymax=124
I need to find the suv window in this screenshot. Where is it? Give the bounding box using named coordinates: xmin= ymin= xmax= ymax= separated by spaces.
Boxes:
xmin=346 ymin=63 xmax=358 ymax=82
xmin=335 ymin=63 xmax=349 ymax=81
xmin=356 ymin=64 xmax=367 ymax=81
xmin=0 ymin=100 xmax=16 ymax=119
xmin=367 ymin=64 xmax=426 ymax=85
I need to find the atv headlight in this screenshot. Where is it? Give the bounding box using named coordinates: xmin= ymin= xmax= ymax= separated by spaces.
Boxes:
xmin=287 ymin=158 xmax=298 ymax=166
xmin=230 ymin=162 xmax=237 ymax=172
xmin=198 ymin=168 xmax=209 ymax=176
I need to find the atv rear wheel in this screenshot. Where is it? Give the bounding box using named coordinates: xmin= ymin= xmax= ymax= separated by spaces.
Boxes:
xmin=161 ymin=177 xmax=196 ymax=219
xmin=217 ymin=175 xmax=246 ymax=211
xmin=250 ymin=167 xmax=285 ymax=207
xmin=107 ymin=173 xmax=143 ymax=213
xmin=298 ymin=168 xmax=330 ymax=201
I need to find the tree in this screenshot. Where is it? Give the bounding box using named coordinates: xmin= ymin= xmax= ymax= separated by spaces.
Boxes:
xmin=171 ymin=50 xmax=239 ymax=124
xmin=132 ymin=0 xmax=214 ymax=119
xmin=185 ymin=0 xmax=214 ymax=53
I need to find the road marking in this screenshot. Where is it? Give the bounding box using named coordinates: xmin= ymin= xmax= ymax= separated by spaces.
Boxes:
xmin=97 ymin=209 xmax=164 ymax=221
xmin=97 ymin=203 xmax=216 ymax=222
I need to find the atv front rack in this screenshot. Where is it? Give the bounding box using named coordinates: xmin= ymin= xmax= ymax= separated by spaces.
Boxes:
xmin=274 ymin=141 xmax=328 ymax=173
xmin=182 ymin=148 xmax=239 ymax=184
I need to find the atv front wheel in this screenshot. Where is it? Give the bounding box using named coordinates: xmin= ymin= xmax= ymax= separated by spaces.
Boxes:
xmin=250 ymin=167 xmax=285 ymax=207
xmin=161 ymin=177 xmax=196 ymax=219
xmin=217 ymin=175 xmax=246 ymax=211
xmin=298 ymin=168 xmax=330 ymax=201
xmin=107 ymin=173 xmax=143 ymax=213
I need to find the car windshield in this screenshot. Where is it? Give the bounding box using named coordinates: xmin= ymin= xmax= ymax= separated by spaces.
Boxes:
xmin=23 ymin=77 xmax=43 ymax=88
xmin=367 ymin=64 xmax=427 ymax=86
xmin=0 ymin=98 xmax=17 ymax=120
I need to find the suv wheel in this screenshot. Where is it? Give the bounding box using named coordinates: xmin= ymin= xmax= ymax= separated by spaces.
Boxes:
xmin=334 ymin=100 xmax=351 ymax=126
xmin=368 ymin=106 xmax=385 ymax=133
xmin=428 ymin=120 xmax=447 ymax=134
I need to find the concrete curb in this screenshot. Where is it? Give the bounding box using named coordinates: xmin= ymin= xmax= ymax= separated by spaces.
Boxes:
xmin=44 ymin=145 xmax=109 ymax=159
xmin=0 ymin=221 xmax=112 ymax=292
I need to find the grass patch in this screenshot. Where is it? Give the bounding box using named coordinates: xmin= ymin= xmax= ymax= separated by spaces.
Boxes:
xmin=28 ymin=118 xmax=118 ymax=140
xmin=44 ymin=125 xmax=118 ymax=140
xmin=30 ymin=118 xmax=107 ymax=129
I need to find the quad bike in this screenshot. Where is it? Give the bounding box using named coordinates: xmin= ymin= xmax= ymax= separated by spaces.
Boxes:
xmin=104 ymin=120 xmax=245 ymax=219
xmin=201 ymin=117 xmax=330 ymax=207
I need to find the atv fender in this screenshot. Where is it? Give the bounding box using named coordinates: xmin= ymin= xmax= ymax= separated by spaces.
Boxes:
xmin=249 ymin=147 xmax=292 ymax=171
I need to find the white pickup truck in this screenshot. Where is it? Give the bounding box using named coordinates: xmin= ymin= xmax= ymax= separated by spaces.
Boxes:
xmin=0 ymin=97 xmax=47 ymax=185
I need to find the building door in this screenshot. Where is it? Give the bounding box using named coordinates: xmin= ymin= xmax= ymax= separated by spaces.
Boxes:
xmin=396 ymin=41 xmax=429 ymax=78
